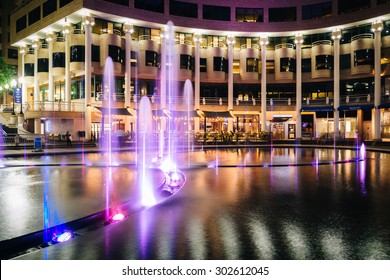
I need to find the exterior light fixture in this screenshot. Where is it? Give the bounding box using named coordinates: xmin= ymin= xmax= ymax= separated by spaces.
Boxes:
xmin=372 ymin=20 xmax=383 ymax=32
xmin=193 ymin=32 xmax=202 ymax=43
xmin=331 ymin=29 xmax=342 ymax=40
xmin=294 ymin=33 xmax=304 ymax=44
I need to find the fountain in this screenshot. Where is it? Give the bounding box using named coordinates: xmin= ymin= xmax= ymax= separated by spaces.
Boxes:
xmin=0 ymin=21 xmax=189 ymax=258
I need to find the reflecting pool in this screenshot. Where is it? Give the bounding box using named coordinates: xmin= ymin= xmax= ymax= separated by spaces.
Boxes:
xmin=0 ymin=147 xmax=389 ymax=259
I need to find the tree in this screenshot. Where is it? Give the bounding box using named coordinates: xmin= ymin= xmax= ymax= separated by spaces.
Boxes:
xmin=0 ymin=56 xmax=17 ymax=104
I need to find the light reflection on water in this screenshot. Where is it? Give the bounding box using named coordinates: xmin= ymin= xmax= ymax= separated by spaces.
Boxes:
xmin=1 ymin=148 xmax=390 ymax=260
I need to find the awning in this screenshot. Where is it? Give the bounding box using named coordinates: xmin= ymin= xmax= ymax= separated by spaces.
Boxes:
xmin=201 ymin=111 xmax=234 ymax=118
xmin=272 ymin=114 xmax=292 ymax=122
xmin=378 ymin=103 xmax=390 ymax=109
xmin=169 ymin=110 xmax=200 ymax=118
xmin=94 ymin=107 xmax=134 ymax=116
xmin=338 ymin=104 xmax=374 ymax=111
xmin=301 ymin=106 xmax=334 ymax=112
xmin=152 ymin=109 xmax=168 ymax=117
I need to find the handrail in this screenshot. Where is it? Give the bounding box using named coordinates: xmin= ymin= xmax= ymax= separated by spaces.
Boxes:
xmin=100 ymin=29 xmax=122 ymax=36
xmin=73 ymin=29 xmax=84 ymax=35
xmin=351 ymin=33 xmax=374 ymax=41
xmin=241 ymin=44 xmax=260 ymax=50
xmin=312 ymin=40 xmax=332 ymax=47
xmin=208 ymin=42 xmax=226 ymax=48
xmin=139 ymin=35 xmax=161 ymax=43
xmin=56 ymin=37 xmax=65 ymax=42
xmin=275 ymin=43 xmax=294 ymax=50
xmin=175 ymin=40 xmax=193 ymax=46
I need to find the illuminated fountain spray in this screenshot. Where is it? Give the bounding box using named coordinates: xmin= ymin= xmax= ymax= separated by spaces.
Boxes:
xmin=183 ymin=79 xmax=194 ymax=163
xmin=138 ymin=96 xmax=157 ymax=206
xmin=360 ymin=143 xmax=366 ymax=160
xmin=154 ymin=21 xmax=186 ymax=195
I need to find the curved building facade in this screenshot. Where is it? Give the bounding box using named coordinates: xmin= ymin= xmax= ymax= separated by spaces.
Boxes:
xmin=7 ymin=0 xmax=390 ymax=141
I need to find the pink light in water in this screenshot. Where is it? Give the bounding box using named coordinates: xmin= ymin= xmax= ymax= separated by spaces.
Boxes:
xmin=112 ymin=213 xmax=125 ymax=221
xmin=360 ymin=143 xmax=366 ymax=159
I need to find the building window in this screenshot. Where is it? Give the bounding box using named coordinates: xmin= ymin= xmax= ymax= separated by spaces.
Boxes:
xmin=354 ymin=49 xmax=374 ymax=66
xmin=340 ymin=54 xmax=351 ymax=69
xmin=316 ymin=55 xmax=333 ymax=70
xmin=108 ymin=45 xmax=122 ymax=63
xmin=302 ymin=1 xmax=332 ymax=20
xmin=302 ymin=58 xmax=312 ymax=72
xmin=53 ymin=52 xmax=65 ymax=67
xmin=180 ymin=54 xmax=193 ymax=70
xmin=170 ymin=0 xmax=197 ymax=18
xmin=70 ymin=46 xmax=85 ymax=62
xmin=131 ymin=51 xmax=138 ymax=67
xmin=71 ymin=80 xmax=85 ymax=100
xmin=92 ymin=45 xmax=100 ymax=62
xmin=280 ymin=58 xmax=296 ymax=72
xmin=16 ymin=19 xmax=24 ymax=32
xmin=28 ymin=6 xmax=41 ymax=26
xmin=269 ymin=7 xmax=296 ymax=22
xmin=135 ymin=0 xmax=164 ymax=13
xmin=200 ymin=58 xmax=207 ymax=72
xmin=145 ymin=50 xmax=158 ymax=67
xmin=7 ymin=49 xmax=18 ymax=60
xmin=213 ymin=57 xmax=227 ymax=72
xmin=102 ymin=0 xmax=129 ymax=6
xmin=60 ymin=0 xmax=73 ymax=8
xmin=25 ymin=63 xmax=34 ymax=76
xmin=378 ymin=0 xmax=390 ymax=5
xmin=38 ymin=58 xmax=49 ymax=72
xmin=338 ymin=0 xmax=370 ymax=14
xmin=203 ymin=5 xmax=230 ymax=21
xmin=43 ymin=0 xmax=57 ymax=18
xmin=236 ymin=8 xmax=263 ymax=22
xmin=246 ymin=58 xmax=259 ymax=72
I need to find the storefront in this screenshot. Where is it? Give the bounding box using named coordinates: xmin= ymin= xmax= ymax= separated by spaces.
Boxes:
xmin=200 ymin=110 xmax=234 ymax=133
xmin=232 ymin=112 xmax=260 ymax=134
xmin=379 ymin=103 xmax=390 ymax=139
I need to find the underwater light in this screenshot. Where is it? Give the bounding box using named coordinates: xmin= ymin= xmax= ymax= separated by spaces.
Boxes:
xmin=111 ymin=212 xmax=125 ymax=221
xmin=52 ymin=230 xmax=73 ymax=243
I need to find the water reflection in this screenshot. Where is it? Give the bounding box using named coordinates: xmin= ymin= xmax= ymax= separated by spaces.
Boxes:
xmin=1 ymin=148 xmax=390 ymax=260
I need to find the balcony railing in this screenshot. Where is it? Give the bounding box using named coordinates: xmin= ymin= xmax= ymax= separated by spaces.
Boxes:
xmin=275 ymin=43 xmax=294 ymax=50
xmin=351 ymin=33 xmax=373 ymax=41
xmin=312 ymin=40 xmax=332 ymax=47
xmin=241 ymin=44 xmax=260 ymax=50
xmin=4 ymin=93 xmax=388 ymax=114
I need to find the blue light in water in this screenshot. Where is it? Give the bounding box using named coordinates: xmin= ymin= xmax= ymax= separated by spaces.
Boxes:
xmin=52 ymin=230 xmax=73 ymax=243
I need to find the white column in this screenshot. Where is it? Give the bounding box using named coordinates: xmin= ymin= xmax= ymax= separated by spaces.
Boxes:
xmin=19 ymin=46 xmax=27 ymax=114
xmin=260 ymin=36 xmax=268 ymax=132
xmin=295 ymin=34 xmax=303 ymax=141
xmin=332 ymin=29 xmax=341 ymax=141
xmin=34 ymin=118 xmax=41 ymax=134
xmin=373 ymin=20 xmax=383 ymax=141
xmin=83 ymin=15 xmax=94 ymax=141
xmin=47 ymin=33 xmax=55 ymax=110
xmin=227 ymin=34 xmax=235 ymax=132
xmin=124 ymin=23 xmax=133 ymax=108
xmin=64 ymin=21 xmax=72 ymax=111
xmin=193 ymin=33 xmax=201 ymax=133
xmin=32 ymin=39 xmax=40 ymax=110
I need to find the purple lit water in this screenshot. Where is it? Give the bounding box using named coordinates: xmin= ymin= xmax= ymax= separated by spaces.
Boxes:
xmin=1 ymin=147 xmax=390 ymax=259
